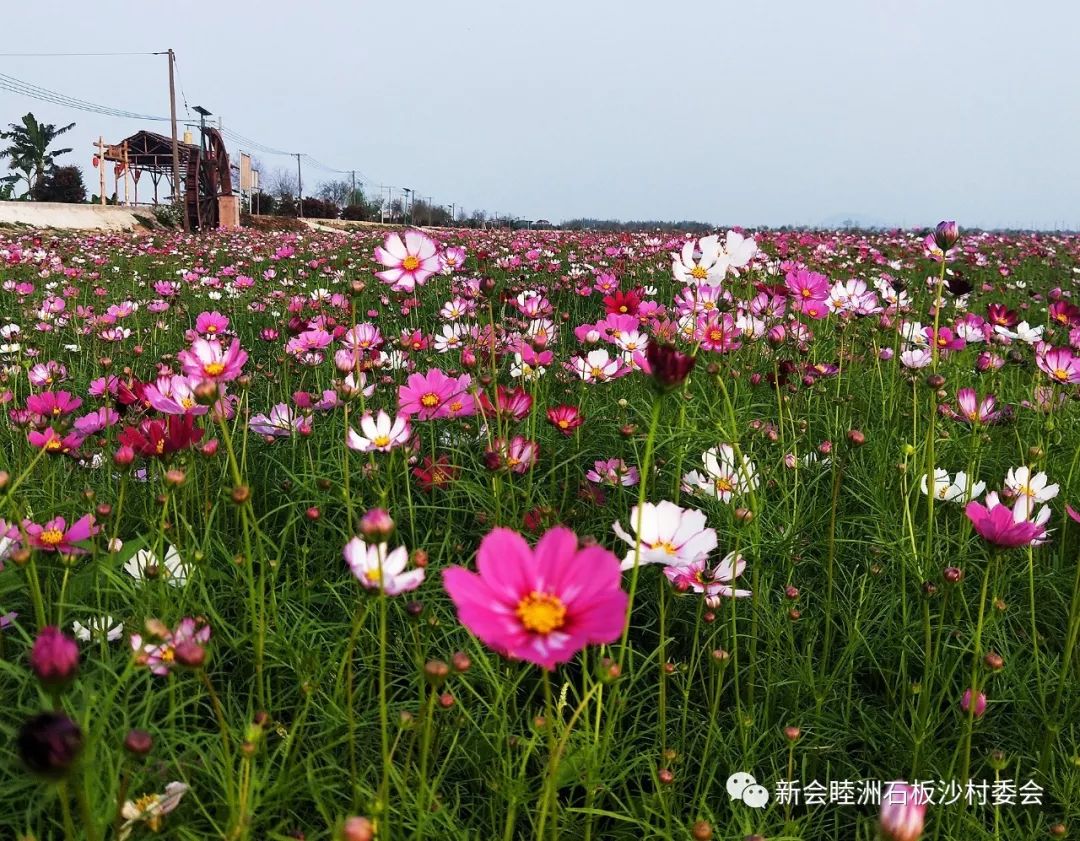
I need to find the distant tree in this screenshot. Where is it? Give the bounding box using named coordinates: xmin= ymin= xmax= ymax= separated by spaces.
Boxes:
xmin=0 ymin=113 xmax=76 ymax=196
xmin=300 ymin=197 xmax=339 ymax=219
xmin=31 ymin=165 xmax=86 ymax=203
xmin=317 ymin=179 xmax=352 ymax=207
xmin=252 ymin=191 xmax=277 ymax=215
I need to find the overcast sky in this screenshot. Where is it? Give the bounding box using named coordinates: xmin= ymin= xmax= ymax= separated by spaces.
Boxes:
xmin=1 ymin=0 xmax=1077 ymax=229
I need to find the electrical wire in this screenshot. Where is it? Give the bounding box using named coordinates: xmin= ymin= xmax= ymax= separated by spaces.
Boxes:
xmin=0 ymin=72 xmax=169 ymax=121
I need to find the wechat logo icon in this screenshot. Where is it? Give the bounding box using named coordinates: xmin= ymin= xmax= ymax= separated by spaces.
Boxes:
xmin=726 ymin=772 xmax=770 ymax=809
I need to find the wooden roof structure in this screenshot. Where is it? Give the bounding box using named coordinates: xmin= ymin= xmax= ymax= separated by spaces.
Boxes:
xmin=103 ymin=130 xmax=200 ymax=204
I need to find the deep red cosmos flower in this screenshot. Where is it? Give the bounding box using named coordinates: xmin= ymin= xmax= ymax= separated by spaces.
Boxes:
xmin=118 ymin=415 xmax=205 ymax=459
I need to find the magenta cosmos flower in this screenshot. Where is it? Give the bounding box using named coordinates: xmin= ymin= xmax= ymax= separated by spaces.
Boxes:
xmin=24 ymin=515 xmax=98 ymax=554
xmin=374 ymin=230 xmax=441 ymax=291
xmin=443 ymin=526 xmax=628 ymax=670
xmin=398 ymin=369 xmax=474 ymax=420
xmin=964 ymin=497 xmax=1046 ymax=548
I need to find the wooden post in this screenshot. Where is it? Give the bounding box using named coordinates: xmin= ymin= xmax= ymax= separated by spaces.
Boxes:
xmin=122 ymin=142 xmax=129 ymax=206
xmin=98 ymin=136 xmax=106 ymax=205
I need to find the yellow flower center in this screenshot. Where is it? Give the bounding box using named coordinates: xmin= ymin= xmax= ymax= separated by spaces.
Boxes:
xmin=155 ymin=439 xmax=165 ymax=455
xmin=1053 ymin=367 xmax=1069 ymax=381
xmin=448 ymin=400 xmax=463 ymax=413
xmin=516 ymin=591 xmax=567 ymax=634
xmin=207 ymin=325 xmax=218 ymax=333
xmin=557 ymin=419 xmax=569 ymax=429
xmin=715 ymin=477 xmax=733 ymax=493
xmin=801 ymin=288 xmax=812 ymax=298
xmin=132 ymin=793 xmax=160 ymax=816
xmin=403 ymin=255 xmax=420 ymax=271
xmin=160 ymin=647 xmax=175 ymax=663
xmin=203 ymin=361 xmax=225 ymax=377
xmin=618 ymin=305 xmax=628 ymax=313
xmin=654 ymin=540 xmax=679 ymax=556
xmin=420 ymin=393 xmax=440 ymax=408
xmin=181 ymin=398 xmax=195 ymax=409
xmin=52 ymin=406 xmax=62 ymax=415
xmin=45 ymin=438 xmax=62 ymax=451
xmin=590 ymin=366 xmax=604 ymax=379
xmin=690 ymin=265 xmax=708 ymax=280
xmin=365 ymin=567 xmax=383 ymax=584
xmin=709 ymin=329 xmax=723 ymax=342
xmin=39 ymin=528 xmax=64 ymax=546
xmin=372 ymin=435 xmax=391 ymax=448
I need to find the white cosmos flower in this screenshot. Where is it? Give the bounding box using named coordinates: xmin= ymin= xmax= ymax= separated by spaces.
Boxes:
xmin=343 ymin=537 xmax=424 ymax=595
xmin=994 ymin=321 xmax=1044 ymax=344
xmin=685 ymin=445 xmax=759 ymax=503
xmin=1004 ymin=466 xmax=1058 ymax=518
xmin=73 ymin=615 xmax=123 ymax=642
xmin=721 ymin=230 xmax=758 ymax=274
xmin=671 ymin=235 xmax=726 ymax=285
xmin=120 ymin=781 xmax=188 ymax=840
xmin=347 ymin=410 xmax=411 ymax=452
xmin=612 ymin=500 xmax=718 ymax=571
xmin=919 ymin=468 xmax=986 ymax=503
xmin=124 ymin=544 xmax=190 ymax=586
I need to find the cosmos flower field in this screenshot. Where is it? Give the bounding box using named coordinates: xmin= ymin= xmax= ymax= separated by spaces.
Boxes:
xmin=1 ymin=223 xmax=1079 ymax=841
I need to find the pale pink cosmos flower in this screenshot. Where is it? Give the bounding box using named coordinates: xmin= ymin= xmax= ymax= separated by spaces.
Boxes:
xmin=249 ymin=404 xmax=308 ymax=438
xmin=443 ymin=526 xmax=627 ymax=670
xmin=1035 ymin=345 xmax=1080 ymax=384
xmin=131 ymin=617 xmax=210 ymax=676
xmin=879 ymin=781 xmax=927 ymax=841
xmin=664 ymin=551 xmax=751 ymax=600
xmin=374 ymin=230 xmax=441 ymax=291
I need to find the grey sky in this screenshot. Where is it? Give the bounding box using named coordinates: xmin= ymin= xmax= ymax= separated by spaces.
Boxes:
xmin=1 ymin=0 xmax=1077 ymax=229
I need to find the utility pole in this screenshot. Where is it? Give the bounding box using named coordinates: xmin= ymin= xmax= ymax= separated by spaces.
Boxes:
xmin=97 ymin=136 xmax=105 ymax=205
xmin=350 ymin=170 xmax=356 ymax=206
xmin=166 ymin=49 xmax=186 ymax=231
xmin=296 ymin=153 xmax=303 ymax=218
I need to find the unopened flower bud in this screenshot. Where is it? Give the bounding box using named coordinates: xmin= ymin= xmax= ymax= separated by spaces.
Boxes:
xmin=123 ymin=729 xmax=153 ymax=756
xmin=359 ymin=508 xmax=394 ymax=542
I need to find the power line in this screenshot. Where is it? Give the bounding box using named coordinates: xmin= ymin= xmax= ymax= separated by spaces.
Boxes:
xmin=0 ymin=51 xmax=161 ymax=57
xmin=0 ymin=72 xmax=169 ymax=121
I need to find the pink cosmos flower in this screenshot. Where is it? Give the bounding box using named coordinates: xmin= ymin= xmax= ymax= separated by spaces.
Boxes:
xmin=178 ymin=338 xmax=248 ymax=383
xmin=27 ymin=427 xmax=83 ymax=455
xmin=25 ymin=391 xmax=82 ymax=419
xmin=924 ymin=326 xmax=965 ymax=353
xmin=485 ymin=436 xmax=539 ymax=474
xmin=131 ymin=617 xmax=211 ymax=676
xmin=24 ymin=515 xmax=98 ymax=554
xmin=879 ymin=781 xmax=927 ymax=841
xmin=249 ymin=404 xmax=308 ymax=438
xmin=194 ymin=311 xmax=229 ymax=337
xmin=143 ymin=375 xmax=208 ymax=416
xmin=585 ymin=458 xmax=639 ymax=487
xmin=398 ymin=369 xmax=473 ymax=420
xmin=965 ymin=496 xmax=1047 ymax=548
xmin=374 ymin=230 xmax=441 ymax=291
xmin=443 ymin=526 xmax=628 ymax=670
xmin=664 ymin=552 xmax=750 ymax=599
xmin=73 ymin=407 xmax=120 ymax=436
xmin=940 ymin=388 xmax=1002 ymax=425
xmin=440 ymin=245 xmax=466 ymax=273
xmin=785 ymin=269 xmax=830 ymax=305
